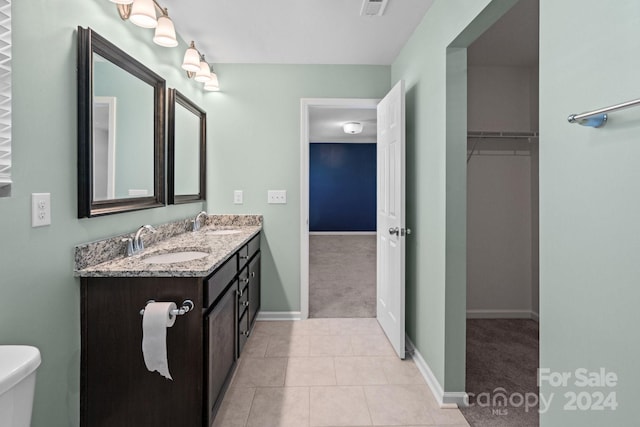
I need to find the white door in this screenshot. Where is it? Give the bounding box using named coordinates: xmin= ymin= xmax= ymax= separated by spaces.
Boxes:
xmin=377 ymin=80 xmax=406 ymax=359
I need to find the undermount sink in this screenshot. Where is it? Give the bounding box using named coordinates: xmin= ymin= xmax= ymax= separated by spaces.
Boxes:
xmin=143 ymin=251 xmax=209 ymax=264
xmin=205 ymin=229 xmax=242 ymax=236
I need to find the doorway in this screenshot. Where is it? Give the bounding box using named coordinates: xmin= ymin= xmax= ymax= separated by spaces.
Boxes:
xmin=300 ymin=98 xmax=379 ymax=319
xmin=463 ymin=0 xmax=540 ymax=425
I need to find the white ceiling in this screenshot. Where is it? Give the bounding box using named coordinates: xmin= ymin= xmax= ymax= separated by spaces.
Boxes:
xmin=158 ymin=0 xmax=537 ymax=143
xmin=309 ymin=107 xmax=377 ymax=143
xmin=161 ymin=0 xmax=435 ymax=65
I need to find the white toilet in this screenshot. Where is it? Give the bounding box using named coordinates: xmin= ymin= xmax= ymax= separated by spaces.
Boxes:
xmin=0 ymin=346 xmax=41 ymax=427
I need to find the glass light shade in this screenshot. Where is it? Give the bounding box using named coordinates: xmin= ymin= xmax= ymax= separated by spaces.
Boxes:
xmin=194 ymin=61 xmax=212 ymax=82
xmin=204 ymin=72 xmax=220 ymax=91
xmin=343 ymin=122 xmax=363 ymax=134
xmin=182 ymin=45 xmax=201 ymax=72
xmin=130 ymin=0 xmax=157 ymax=28
xmin=111 ymin=0 xmax=134 ymax=4
xmin=153 ymin=15 xmax=178 ymax=47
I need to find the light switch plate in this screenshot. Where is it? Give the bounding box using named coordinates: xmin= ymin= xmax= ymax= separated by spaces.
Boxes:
xmin=234 ymin=190 xmax=243 ymax=204
xmin=268 ymin=190 xmax=287 ymax=204
xmin=32 ymin=193 xmax=51 ymax=227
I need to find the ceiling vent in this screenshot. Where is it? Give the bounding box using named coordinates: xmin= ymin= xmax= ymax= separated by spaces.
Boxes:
xmin=360 ymin=0 xmax=389 ymax=17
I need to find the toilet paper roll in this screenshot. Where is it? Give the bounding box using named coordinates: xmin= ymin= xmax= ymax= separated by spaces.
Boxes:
xmin=142 ymin=302 xmax=177 ymax=380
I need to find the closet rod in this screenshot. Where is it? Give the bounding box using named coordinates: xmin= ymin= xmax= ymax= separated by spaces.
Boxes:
xmin=568 ymin=97 xmax=640 ymax=128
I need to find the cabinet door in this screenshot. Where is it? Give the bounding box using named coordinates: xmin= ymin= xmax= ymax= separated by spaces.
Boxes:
xmin=248 ymin=252 xmax=261 ymax=325
xmin=205 ymin=281 xmax=236 ymax=426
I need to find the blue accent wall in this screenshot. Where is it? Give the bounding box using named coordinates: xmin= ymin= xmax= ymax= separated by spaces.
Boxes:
xmin=309 ymin=143 xmax=376 ymax=231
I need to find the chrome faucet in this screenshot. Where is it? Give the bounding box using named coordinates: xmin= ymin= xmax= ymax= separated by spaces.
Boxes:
xmin=133 ymin=224 xmax=157 ymax=253
xmin=192 ymin=211 xmax=208 ymax=232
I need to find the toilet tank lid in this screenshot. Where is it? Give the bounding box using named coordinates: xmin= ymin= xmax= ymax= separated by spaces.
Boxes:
xmin=0 ymin=346 xmax=41 ymax=396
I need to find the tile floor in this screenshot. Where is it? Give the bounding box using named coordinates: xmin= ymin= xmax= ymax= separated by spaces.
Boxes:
xmin=213 ymin=318 xmax=470 ymax=427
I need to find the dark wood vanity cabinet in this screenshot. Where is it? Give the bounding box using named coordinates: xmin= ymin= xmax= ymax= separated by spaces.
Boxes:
xmin=81 ymin=234 xmax=261 ymax=427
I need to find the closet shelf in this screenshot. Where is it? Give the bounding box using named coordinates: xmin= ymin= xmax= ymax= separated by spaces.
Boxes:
xmin=467 ymin=130 xmax=539 ymax=139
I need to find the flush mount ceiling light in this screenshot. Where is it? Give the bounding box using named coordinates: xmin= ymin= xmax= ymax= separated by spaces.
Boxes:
xmin=343 ymin=122 xmax=364 ymax=134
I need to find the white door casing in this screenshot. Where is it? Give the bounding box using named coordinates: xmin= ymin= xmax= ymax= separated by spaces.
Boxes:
xmin=376 ymin=80 xmax=406 ymax=359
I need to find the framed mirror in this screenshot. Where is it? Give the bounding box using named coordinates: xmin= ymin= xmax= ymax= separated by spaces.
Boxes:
xmin=77 ymin=27 xmax=166 ymax=218
xmin=167 ymin=89 xmax=206 ymax=204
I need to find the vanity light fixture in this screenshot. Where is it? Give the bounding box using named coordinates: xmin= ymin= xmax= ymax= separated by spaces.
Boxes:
xmin=113 ymin=0 xmax=178 ymax=47
xmin=343 ymin=122 xmax=364 ymax=134
xmin=109 ymin=1 xmax=220 ymax=91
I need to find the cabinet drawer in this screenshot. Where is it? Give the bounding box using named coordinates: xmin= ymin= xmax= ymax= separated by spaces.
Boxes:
xmin=205 ymin=254 xmax=238 ymax=308
xmin=238 ymin=244 xmax=250 ymax=269
xmin=237 ymin=309 xmax=250 ymax=356
xmin=237 ymin=284 xmax=249 ymax=318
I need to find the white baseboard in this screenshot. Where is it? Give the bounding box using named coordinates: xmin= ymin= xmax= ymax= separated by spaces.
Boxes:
xmin=466 ymin=309 xmax=535 ymax=319
xmin=531 ymin=311 xmax=539 ymax=322
xmin=255 ymin=311 xmax=302 ymax=321
xmin=405 ymin=335 xmax=468 ymax=408
xmin=309 ymin=231 xmax=376 ymax=236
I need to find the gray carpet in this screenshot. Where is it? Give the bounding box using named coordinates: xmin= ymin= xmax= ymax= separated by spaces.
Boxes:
xmin=309 ymin=234 xmax=376 ymax=318
xmin=461 ymin=319 xmax=539 ymax=427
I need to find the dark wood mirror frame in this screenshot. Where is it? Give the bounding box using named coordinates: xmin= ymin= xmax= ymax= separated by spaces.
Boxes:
xmin=167 ymin=89 xmax=206 ymax=204
xmin=77 ymin=27 xmax=166 ymax=218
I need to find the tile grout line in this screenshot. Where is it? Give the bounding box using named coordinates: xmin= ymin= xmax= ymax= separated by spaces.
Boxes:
xmin=361 ymin=384 xmax=375 ymax=426
xmin=242 ymin=386 xmax=257 ymax=427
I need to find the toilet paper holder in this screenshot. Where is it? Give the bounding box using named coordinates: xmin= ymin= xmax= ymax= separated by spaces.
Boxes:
xmin=139 ymin=300 xmax=194 ymax=318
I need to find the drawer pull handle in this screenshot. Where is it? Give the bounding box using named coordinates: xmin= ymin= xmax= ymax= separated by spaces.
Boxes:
xmin=240 ymin=255 xmax=249 ymax=260
xmin=237 ymin=289 xmax=244 ymax=297
xmin=242 ymin=301 xmax=249 ymax=307
xmin=241 ymin=278 xmax=250 ymax=284
xmin=251 ymin=272 xmax=256 ymax=278
xmin=241 ymin=330 xmax=250 ymax=337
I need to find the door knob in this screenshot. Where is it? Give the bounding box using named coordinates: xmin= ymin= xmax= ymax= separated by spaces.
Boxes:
xmin=389 ymin=227 xmax=399 ymax=235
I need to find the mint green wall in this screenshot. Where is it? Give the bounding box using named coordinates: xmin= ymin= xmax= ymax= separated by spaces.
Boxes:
xmin=0 ymin=2 xmax=209 ymax=426
xmin=393 ymin=1 xmax=638 ymax=424
xmin=391 ymin=0 xmax=517 ymax=393
xmin=0 ymin=3 xmax=389 ymax=427
xmin=539 ymin=1 xmax=640 ymax=425
xmin=205 ymin=64 xmax=390 ymax=311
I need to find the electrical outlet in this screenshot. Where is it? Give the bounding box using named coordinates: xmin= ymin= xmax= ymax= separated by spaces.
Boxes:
xmin=234 ymin=190 xmax=243 ymax=204
xmin=32 ymin=193 xmax=51 ymax=227
xmin=268 ymin=190 xmax=287 ymax=204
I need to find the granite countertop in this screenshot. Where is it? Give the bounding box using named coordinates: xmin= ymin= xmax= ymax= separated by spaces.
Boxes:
xmin=75 ymin=218 xmax=262 ymax=278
